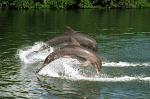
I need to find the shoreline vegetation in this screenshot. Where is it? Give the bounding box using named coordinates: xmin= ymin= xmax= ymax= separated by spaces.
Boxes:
xmin=0 ymin=0 xmax=150 ymax=9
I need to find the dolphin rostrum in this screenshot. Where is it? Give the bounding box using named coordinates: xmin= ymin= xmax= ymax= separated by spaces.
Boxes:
xmin=35 ymin=26 xmax=97 ymax=52
xmin=37 ymin=38 xmax=101 ymax=74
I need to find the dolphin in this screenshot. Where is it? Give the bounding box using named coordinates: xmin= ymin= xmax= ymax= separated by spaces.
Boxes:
xmin=37 ymin=38 xmax=101 ymax=74
xmin=35 ymin=26 xmax=97 ymax=52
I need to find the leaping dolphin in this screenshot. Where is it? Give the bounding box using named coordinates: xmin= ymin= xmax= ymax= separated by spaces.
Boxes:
xmin=37 ymin=38 xmax=101 ymax=74
xmin=35 ymin=26 xmax=97 ymax=52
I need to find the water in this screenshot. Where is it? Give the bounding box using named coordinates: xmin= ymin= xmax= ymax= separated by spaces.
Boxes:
xmin=0 ymin=9 xmax=150 ymax=99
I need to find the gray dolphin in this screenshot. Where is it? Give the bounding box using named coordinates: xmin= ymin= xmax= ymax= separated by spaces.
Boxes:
xmin=35 ymin=26 xmax=97 ymax=52
xmin=37 ymin=38 xmax=101 ymax=74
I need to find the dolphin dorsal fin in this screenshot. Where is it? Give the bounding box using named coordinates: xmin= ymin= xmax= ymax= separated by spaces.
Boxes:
xmin=70 ymin=38 xmax=80 ymax=46
xmin=64 ymin=26 xmax=76 ymax=35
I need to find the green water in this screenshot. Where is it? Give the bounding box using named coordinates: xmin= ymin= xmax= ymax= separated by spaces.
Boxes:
xmin=0 ymin=9 xmax=150 ymax=99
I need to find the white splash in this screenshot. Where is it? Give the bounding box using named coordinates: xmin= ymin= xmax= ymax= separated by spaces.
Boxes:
xmin=18 ymin=42 xmax=54 ymax=63
xmin=38 ymin=57 xmax=83 ymax=78
xmin=103 ymin=61 xmax=150 ymax=67
xmin=140 ymin=77 xmax=150 ymax=81
xmin=73 ymin=76 xmax=150 ymax=82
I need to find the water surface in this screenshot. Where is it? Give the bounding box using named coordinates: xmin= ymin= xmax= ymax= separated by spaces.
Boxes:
xmin=0 ymin=9 xmax=150 ymax=99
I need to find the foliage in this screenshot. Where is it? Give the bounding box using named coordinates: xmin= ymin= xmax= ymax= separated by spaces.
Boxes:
xmin=79 ymin=0 xmax=93 ymax=8
xmin=13 ymin=0 xmax=34 ymax=8
xmin=92 ymin=0 xmax=150 ymax=8
xmin=43 ymin=0 xmax=76 ymax=8
xmin=0 ymin=0 xmax=150 ymax=9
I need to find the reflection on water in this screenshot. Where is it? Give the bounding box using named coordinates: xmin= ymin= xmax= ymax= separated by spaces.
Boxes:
xmin=0 ymin=9 xmax=150 ymax=99
xmin=38 ymin=77 xmax=102 ymax=99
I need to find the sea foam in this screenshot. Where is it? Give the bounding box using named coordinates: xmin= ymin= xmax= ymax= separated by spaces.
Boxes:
xmin=18 ymin=42 xmax=54 ymax=63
